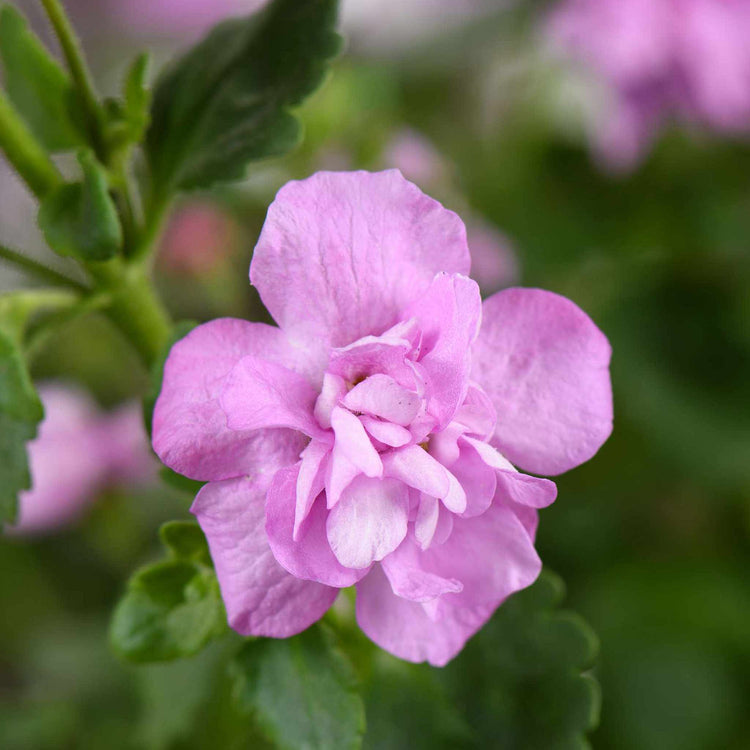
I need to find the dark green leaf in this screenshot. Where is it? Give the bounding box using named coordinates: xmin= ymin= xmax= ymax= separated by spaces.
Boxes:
xmin=146 ymin=0 xmax=342 ymax=192
xmin=231 ymin=624 xmax=365 ymax=750
xmin=363 ymin=660 xmax=473 ymax=750
xmin=0 ymin=327 xmax=43 ymax=527
xmin=0 ymin=4 xmax=84 ymax=151
xmin=110 ymin=558 xmax=225 ymax=663
xmin=136 ymin=643 xmax=224 ymax=750
xmin=143 ymin=320 xmax=197 ymax=439
xmin=440 ymin=570 xmax=600 ymax=750
xmin=159 ymin=520 xmax=211 ymax=565
xmin=38 ymin=150 xmax=122 ymax=261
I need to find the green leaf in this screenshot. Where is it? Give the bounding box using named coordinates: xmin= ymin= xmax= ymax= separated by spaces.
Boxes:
xmin=110 ymin=521 xmax=223 ymax=663
xmin=146 ymin=0 xmax=342 ymax=193
xmin=124 ymin=53 xmax=152 ymax=136
xmin=0 ymin=5 xmax=85 ymax=151
xmin=135 ymin=643 xmax=224 ymax=750
xmin=231 ymin=624 xmax=366 ymax=750
xmin=0 ymin=327 xmax=43 ymax=527
xmin=110 ymin=558 xmax=225 ymax=663
xmin=440 ymin=570 xmax=600 ymax=750
xmin=159 ymin=520 xmax=211 ymax=565
xmin=38 ymin=150 xmax=123 ymax=261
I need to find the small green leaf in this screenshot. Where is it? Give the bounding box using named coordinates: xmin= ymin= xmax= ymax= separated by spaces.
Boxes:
xmin=146 ymin=0 xmax=342 ymax=193
xmin=440 ymin=570 xmax=600 ymax=750
xmin=159 ymin=520 xmax=211 ymax=565
xmin=124 ymin=53 xmax=151 ymax=135
xmin=38 ymin=150 xmax=123 ymax=261
xmin=104 ymin=53 xmax=152 ymax=155
xmin=110 ymin=558 xmax=225 ymax=663
xmin=0 ymin=5 xmax=85 ymax=151
xmin=231 ymin=624 xmax=366 ymax=750
xmin=0 ymin=327 xmax=43 ymax=527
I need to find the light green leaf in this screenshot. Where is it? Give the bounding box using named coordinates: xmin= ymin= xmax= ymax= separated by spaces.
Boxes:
xmin=0 ymin=4 xmax=85 ymax=151
xmin=231 ymin=624 xmax=366 ymax=750
xmin=159 ymin=520 xmax=211 ymax=565
xmin=110 ymin=559 xmax=225 ymax=663
xmin=38 ymin=150 xmax=122 ymax=261
xmin=0 ymin=327 xmax=43 ymax=527
xmin=146 ymin=0 xmax=342 ymax=193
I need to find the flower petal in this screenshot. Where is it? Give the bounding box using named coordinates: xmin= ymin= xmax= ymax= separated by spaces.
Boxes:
xmin=251 ymin=170 xmax=470 ymax=354
xmin=326 ymin=476 xmax=409 ymax=569
xmin=355 ymin=504 xmax=541 ymax=665
xmin=343 ymin=374 xmax=421 ymax=426
xmin=472 ymin=288 xmax=613 ymax=476
xmin=294 ymin=440 xmax=330 ymax=538
xmin=403 ymin=273 xmax=482 ymax=427
xmin=153 ymin=319 xmax=309 ymax=481
xmin=382 ymin=538 xmax=463 ymax=602
xmin=450 ymin=440 xmax=497 ymax=518
xmin=383 ymin=445 xmax=467 ymax=514
xmin=360 ymin=416 xmax=412 ymax=448
xmin=330 ymin=406 xmax=383 ymax=478
xmin=356 ymin=565 xmax=493 ymax=667
xmin=266 ymin=465 xmax=368 ymax=588
xmin=221 ymin=356 xmax=325 ymax=439
xmin=192 ymin=476 xmax=337 ymax=637
xmin=327 ymin=319 xmax=420 ymax=387
xmin=465 ymin=436 xmax=557 ymax=509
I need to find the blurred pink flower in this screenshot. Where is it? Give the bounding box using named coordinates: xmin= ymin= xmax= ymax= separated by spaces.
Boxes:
xmin=547 ymin=0 xmax=750 ymax=170
xmin=153 ymin=170 xmax=613 ymax=665
xmin=158 ymin=202 xmax=238 ymax=277
xmin=382 ymin=129 xmax=450 ymax=188
xmin=383 ymin=128 xmax=520 ymax=292
xmin=466 ymin=221 xmax=520 ymax=293
xmin=8 ymin=384 xmax=154 ymax=536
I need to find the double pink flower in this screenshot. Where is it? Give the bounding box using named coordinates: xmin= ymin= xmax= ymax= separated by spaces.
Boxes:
xmin=153 ymin=171 xmax=612 ymax=665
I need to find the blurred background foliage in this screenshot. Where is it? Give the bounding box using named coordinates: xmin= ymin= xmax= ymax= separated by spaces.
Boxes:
xmin=1 ymin=0 xmax=749 ymax=748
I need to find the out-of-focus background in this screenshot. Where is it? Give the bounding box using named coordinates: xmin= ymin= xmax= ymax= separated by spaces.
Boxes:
xmin=1 ymin=1 xmax=749 ymax=748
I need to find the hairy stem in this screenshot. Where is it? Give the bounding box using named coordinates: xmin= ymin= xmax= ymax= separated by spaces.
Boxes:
xmin=0 ymin=243 xmax=87 ymax=291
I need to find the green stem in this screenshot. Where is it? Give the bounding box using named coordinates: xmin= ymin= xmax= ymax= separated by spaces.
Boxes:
xmin=131 ymin=192 xmax=172 ymax=262
xmin=85 ymin=259 xmax=172 ymax=367
xmin=0 ymin=243 xmax=87 ymax=291
xmin=0 ymin=91 xmax=62 ymax=198
xmin=39 ymin=0 xmax=105 ymax=159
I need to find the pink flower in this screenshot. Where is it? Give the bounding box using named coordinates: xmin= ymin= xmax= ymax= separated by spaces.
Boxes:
xmin=153 ymin=171 xmax=612 ymax=665
xmin=158 ymin=202 xmax=238 ymax=277
xmin=547 ymin=0 xmax=750 ymax=170
xmin=8 ymin=384 xmax=154 ymax=536
xmin=382 ymin=130 xmax=450 ymax=188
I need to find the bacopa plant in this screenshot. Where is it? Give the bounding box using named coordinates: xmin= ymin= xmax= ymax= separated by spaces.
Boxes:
xmin=0 ymin=1 xmax=611 ymax=746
